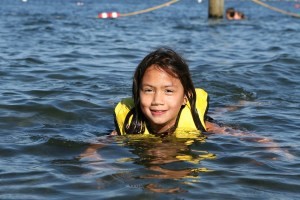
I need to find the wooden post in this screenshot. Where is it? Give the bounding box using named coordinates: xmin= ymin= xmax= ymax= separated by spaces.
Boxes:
xmin=208 ymin=0 xmax=224 ymax=19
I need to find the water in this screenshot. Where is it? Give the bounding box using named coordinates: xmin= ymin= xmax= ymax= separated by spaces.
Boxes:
xmin=0 ymin=0 xmax=300 ymax=199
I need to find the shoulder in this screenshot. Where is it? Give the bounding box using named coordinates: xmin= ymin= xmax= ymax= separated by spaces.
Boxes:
xmin=194 ymin=88 xmax=209 ymax=109
xmin=114 ymin=98 xmax=134 ymax=135
xmin=195 ymin=88 xmax=208 ymax=99
xmin=115 ymin=98 xmax=134 ymax=113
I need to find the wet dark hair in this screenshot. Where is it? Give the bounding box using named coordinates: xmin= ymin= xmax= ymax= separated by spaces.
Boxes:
xmin=226 ymin=7 xmax=235 ymax=18
xmin=123 ymin=47 xmax=204 ymax=134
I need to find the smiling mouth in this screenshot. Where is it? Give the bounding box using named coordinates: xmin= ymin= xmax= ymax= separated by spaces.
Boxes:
xmin=150 ymin=109 xmax=166 ymax=116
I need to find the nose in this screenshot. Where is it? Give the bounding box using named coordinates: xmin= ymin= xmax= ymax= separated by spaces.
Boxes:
xmin=152 ymin=91 xmax=164 ymax=105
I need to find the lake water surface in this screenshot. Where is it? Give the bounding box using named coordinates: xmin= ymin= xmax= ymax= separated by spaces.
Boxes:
xmin=0 ymin=0 xmax=299 ymax=199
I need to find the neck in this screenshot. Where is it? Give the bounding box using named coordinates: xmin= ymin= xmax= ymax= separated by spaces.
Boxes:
xmin=147 ymin=123 xmax=176 ymax=137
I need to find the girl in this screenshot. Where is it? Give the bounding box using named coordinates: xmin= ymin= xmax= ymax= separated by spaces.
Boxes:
xmin=112 ymin=47 xmax=221 ymax=137
xmin=81 ymin=48 xmax=293 ymax=163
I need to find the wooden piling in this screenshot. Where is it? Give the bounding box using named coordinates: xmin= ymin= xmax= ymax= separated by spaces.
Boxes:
xmin=208 ymin=0 xmax=224 ymax=19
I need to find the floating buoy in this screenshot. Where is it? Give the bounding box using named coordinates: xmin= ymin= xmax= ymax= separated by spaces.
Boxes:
xmin=76 ymin=2 xmax=84 ymax=6
xmin=98 ymin=12 xmax=120 ymax=19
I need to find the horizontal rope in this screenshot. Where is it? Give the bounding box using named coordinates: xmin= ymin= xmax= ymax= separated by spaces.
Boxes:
xmin=252 ymin=0 xmax=300 ymax=18
xmin=119 ymin=0 xmax=180 ymax=17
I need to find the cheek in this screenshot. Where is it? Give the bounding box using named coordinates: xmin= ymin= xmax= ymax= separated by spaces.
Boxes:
xmin=168 ymin=96 xmax=185 ymax=107
xmin=139 ymin=94 xmax=151 ymax=108
xmin=139 ymin=95 xmax=146 ymax=106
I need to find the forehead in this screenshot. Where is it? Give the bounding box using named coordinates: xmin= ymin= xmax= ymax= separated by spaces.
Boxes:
xmin=142 ymin=65 xmax=182 ymax=86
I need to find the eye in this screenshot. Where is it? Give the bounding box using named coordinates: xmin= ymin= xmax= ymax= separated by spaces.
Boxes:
xmin=165 ymin=89 xmax=174 ymax=94
xmin=143 ymin=88 xmax=154 ymax=93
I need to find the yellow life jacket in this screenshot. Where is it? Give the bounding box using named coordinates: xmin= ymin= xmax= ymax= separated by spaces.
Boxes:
xmin=114 ymin=88 xmax=209 ymax=138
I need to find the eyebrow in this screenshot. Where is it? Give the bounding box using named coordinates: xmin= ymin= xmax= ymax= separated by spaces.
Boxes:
xmin=141 ymin=83 xmax=177 ymax=88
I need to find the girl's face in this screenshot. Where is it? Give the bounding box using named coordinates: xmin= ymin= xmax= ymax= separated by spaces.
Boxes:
xmin=139 ymin=65 xmax=187 ymax=133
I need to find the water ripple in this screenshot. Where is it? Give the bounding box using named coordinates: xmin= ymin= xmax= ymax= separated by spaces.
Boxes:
xmin=0 ymin=0 xmax=300 ymax=199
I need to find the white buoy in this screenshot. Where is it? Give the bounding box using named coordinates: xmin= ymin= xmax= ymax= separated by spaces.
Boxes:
xmin=76 ymin=2 xmax=84 ymax=6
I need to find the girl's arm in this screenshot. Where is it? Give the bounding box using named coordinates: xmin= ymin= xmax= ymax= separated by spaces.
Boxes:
xmin=204 ymin=120 xmax=294 ymax=160
xmin=205 ymin=120 xmax=228 ymax=134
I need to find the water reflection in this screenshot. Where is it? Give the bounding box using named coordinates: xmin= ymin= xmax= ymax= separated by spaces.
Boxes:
xmin=121 ymin=135 xmax=215 ymax=193
xmin=81 ymin=134 xmax=215 ymax=193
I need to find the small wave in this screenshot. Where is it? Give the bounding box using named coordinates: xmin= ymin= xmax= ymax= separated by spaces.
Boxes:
xmin=16 ymin=57 xmax=46 ymax=65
